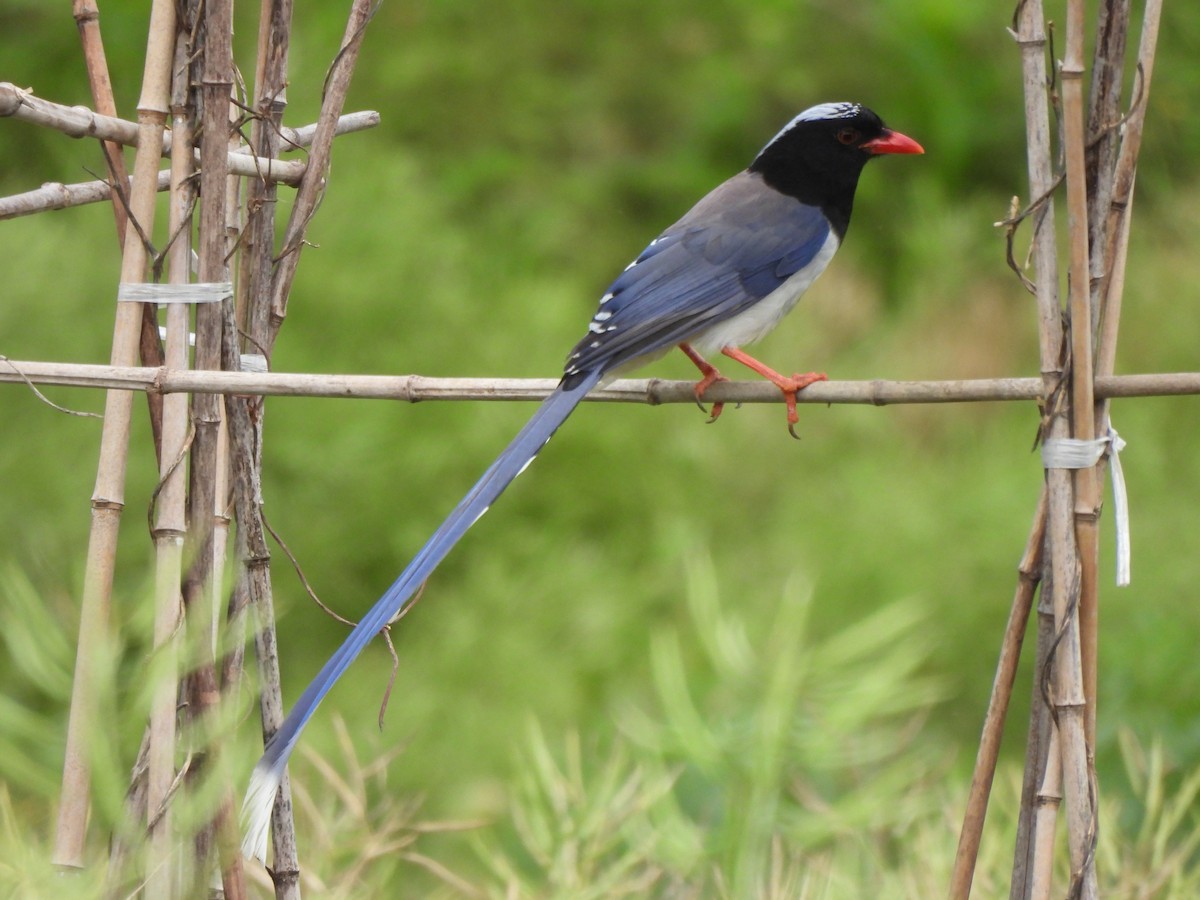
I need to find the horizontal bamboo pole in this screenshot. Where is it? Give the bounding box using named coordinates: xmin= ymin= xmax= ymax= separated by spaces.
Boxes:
xmin=0 ymin=112 xmax=380 ymax=221
xmin=0 ymin=82 xmax=379 ymax=186
xmin=0 ymin=170 xmax=172 ymax=220
xmin=4 ymin=358 xmax=1200 ymax=405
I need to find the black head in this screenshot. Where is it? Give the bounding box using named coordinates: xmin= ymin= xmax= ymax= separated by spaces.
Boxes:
xmin=748 ymin=102 xmax=922 ymax=236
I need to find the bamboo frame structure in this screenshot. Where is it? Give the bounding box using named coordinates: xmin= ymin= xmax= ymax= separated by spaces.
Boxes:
xmin=951 ymin=1 xmax=1163 ymax=898
xmin=0 ymin=1 xmax=1178 ymax=897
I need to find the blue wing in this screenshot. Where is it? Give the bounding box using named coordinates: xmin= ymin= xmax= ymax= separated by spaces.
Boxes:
xmin=565 ymin=170 xmax=832 ymax=379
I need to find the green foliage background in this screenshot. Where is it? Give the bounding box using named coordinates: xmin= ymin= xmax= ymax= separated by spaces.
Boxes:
xmin=3 ymin=0 xmax=1200 ymax=894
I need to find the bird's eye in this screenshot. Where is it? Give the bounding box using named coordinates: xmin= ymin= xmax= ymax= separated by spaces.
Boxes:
xmin=837 ymin=127 xmax=860 ymax=145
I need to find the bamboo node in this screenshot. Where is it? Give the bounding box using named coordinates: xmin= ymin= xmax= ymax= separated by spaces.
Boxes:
xmin=644 ymin=377 xmax=667 ymax=406
xmin=0 ymin=83 xmax=26 ymax=117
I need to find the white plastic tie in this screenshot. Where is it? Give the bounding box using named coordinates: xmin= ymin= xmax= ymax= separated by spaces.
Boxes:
xmin=118 ymin=281 xmax=232 ymax=304
xmin=1041 ymin=427 xmax=1130 ymax=586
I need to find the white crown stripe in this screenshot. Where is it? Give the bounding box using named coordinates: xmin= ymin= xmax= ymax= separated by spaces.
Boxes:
xmin=759 ymin=102 xmax=863 ymax=154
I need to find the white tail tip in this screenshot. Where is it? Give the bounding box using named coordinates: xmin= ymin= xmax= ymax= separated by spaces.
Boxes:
xmin=240 ymin=761 xmax=282 ymax=863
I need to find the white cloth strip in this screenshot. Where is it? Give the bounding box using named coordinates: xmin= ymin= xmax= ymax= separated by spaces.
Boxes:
xmin=240 ymin=354 xmax=268 ymax=374
xmin=118 ymin=282 xmax=232 ymax=304
xmin=1041 ymin=427 xmax=1130 ymax=586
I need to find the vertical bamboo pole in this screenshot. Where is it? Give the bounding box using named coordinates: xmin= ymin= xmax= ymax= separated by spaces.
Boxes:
xmin=187 ymin=0 xmax=232 ymax=629
xmin=1056 ymin=1 xmax=1099 ymax=895
xmin=235 ymin=6 xmax=375 ymax=892
xmin=1011 ymin=0 xmax=1069 ymax=894
xmin=72 ymin=0 xmax=167 ymax=456
xmin=71 ymin=0 xmax=128 ymax=242
xmin=1012 ymin=568 xmax=1056 ymax=899
xmin=227 ymin=3 xmax=305 ymax=892
xmin=1078 ymin=0 xmax=1131 ymax=751
xmin=1028 ymin=725 xmax=1063 ymax=899
xmin=54 ymin=0 xmax=178 ymax=869
xmin=143 ymin=48 xmax=197 ymax=896
xmin=951 ymin=491 xmax=1046 ymax=899
xmin=222 ymin=337 xmax=301 ymax=898
xmin=183 ymin=0 xmax=248 ymax=894
xmin=197 ymin=92 xmax=249 ymax=900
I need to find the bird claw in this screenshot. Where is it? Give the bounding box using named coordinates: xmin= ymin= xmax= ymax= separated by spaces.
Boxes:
xmin=779 ymin=371 xmax=826 ymax=440
xmin=692 ymin=372 xmax=731 ymax=422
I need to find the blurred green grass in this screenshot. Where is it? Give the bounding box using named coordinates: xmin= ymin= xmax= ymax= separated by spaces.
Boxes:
xmin=3 ymin=0 xmax=1200 ymax=894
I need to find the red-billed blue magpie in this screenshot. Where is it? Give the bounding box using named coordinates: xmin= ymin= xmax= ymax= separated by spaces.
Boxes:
xmin=242 ymin=102 xmax=921 ymax=859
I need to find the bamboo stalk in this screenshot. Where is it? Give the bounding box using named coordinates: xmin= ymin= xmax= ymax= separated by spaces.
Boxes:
xmin=235 ymin=2 xmax=302 ymax=890
xmin=1078 ymin=0 xmax=1133 ymax=758
xmin=1029 ymin=725 xmax=1063 ymax=899
xmin=53 ymin=0 xmax=178 ymax=870
xmin=951 ymin=489 xmax=1046 ymax=899
xmin=1011 ymin=560 xmax=1057 ymax=899
xmin=6 ymin=360 xmax=1200 ymax=405
xmin=71 ymin=0 xmax=129 ymax=241
xmin=71 ymin=0 xmax=167 ymax=470
xmin=221 ymin=309 xmax=301 ymax=899
xmin=203 ymin=73 xmax=248 ymax=900
xmin=1010 ymin=0 xmax=1067 ymax=893
xmin=177 ymin=1 xmax=251 ymax=894
xmin=0 ymin=112 xmax=379 ymax=222
xmin=143 ymin=38 xmax=197 ymax=894
xmin=1056 ymin=2 xmax=1100 ymax=894
xmin=1085 ymin=0 xmax=1131 ymax=324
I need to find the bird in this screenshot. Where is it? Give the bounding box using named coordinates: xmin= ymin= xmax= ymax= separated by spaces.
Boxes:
xmin=241 ymin=101 xmax=922 ymax=861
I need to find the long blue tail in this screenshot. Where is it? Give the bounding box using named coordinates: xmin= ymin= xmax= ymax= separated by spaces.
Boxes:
xmin=242 ymin=369 xmax=602 ymax=860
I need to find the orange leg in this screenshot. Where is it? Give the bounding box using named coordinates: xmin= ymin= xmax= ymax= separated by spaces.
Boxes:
xmin=720 ymin=346 xmax=826 ymax=438
xmin=678 ymin=342 xmax=729 ymax=422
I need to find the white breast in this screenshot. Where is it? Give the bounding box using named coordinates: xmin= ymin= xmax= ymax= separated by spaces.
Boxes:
xmin=686 ymin=230 xmax=840 ymax=355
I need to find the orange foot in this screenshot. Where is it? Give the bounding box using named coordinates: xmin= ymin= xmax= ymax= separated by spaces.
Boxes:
xmin=723 ymin=346 xmax=826 ymax=439
xmin=678 ymin=342 xmax=731 ymax=422
xmin=678 ymin=342 xmax=826 ymax=438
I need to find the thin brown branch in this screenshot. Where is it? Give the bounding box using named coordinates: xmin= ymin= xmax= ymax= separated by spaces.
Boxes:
xmin=259 ymin=507 xmax=412 ymax=732
xmin=267 ymin=0 xmax=379 ymax=343
xmin=0 ymin=355 xmax=102 ymax=418
xmin=1095 ymin=1 xmax=1162 ymax=385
